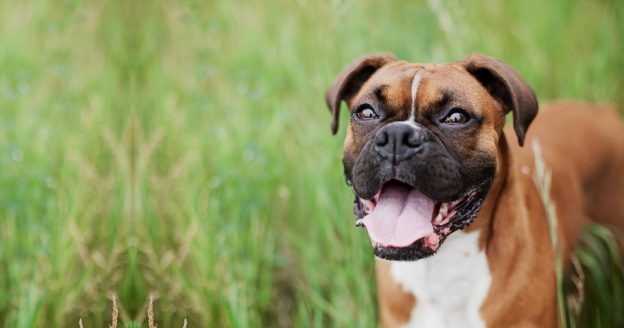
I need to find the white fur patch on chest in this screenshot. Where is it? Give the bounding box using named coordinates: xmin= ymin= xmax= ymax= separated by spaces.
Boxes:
xmin=388 ymin=231 xmax=491 ymax=328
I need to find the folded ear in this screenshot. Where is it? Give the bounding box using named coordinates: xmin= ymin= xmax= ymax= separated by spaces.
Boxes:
xmin=460 ymin=54 xmax=538 ymax=146
xmin=326 ymin=53 xmax=396 ymax=134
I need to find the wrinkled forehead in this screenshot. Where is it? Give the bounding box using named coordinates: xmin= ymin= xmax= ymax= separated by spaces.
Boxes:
xmin=352 ymin=62 xmax=492 ymax=115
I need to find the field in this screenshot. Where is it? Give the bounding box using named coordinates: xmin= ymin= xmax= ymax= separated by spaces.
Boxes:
xmin=0 ymin=0 xmax=623 ymax=327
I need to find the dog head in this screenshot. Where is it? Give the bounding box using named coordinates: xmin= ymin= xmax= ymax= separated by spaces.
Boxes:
xmin=326 ymin=53 xmax=537 ymax=261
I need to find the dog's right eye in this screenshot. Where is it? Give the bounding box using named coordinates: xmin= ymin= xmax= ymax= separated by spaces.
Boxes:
xmin=354 ymin=107 xmax=379 ymax=121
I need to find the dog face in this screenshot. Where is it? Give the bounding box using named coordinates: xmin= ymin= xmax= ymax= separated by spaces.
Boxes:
xmin=326 ymin=54 xmax=537 ymax=261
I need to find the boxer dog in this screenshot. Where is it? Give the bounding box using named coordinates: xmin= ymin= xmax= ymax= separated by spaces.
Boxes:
xmin=325 ymin=53 xmax=624 ymax=327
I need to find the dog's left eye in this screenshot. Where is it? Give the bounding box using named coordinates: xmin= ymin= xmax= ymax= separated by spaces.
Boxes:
xmin=355 ymin=107 xmax=379 ymax=121
xmin=442 ymin=109 xmax=470 ymax=125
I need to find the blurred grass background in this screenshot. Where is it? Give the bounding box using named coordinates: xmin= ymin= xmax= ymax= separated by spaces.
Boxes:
xmin=0 ymin=0 xmax=622 ymax=327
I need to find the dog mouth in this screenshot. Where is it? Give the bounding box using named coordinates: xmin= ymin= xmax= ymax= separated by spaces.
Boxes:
xmin=354 ymin=180 xmax=484 ymax=261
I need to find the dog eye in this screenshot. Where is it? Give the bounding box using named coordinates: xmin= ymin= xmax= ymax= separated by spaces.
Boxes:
xmin=442 ymin=109 xmax=470 ymax=124
xmin=355 ymin=107 xmax=379 ymax=121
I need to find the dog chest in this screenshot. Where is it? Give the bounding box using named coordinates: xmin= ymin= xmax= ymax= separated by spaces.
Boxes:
xmin=388 ymin=231 xmax=491 ymax=328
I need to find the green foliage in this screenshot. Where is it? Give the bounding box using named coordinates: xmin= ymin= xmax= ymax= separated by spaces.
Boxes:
xmin=567 ymin=224 xmax=624 ymax=328
xmin=0 ymin=0 xmax=622 ymax=327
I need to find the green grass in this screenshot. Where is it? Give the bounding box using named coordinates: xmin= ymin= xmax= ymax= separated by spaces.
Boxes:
xmin=0 ymin=0 xmax=622 ymax=327
xmin=569 ymin=224 xmax=624 ymax=328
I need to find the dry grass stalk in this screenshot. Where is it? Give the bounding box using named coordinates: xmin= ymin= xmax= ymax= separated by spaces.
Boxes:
xmin=78 ymin=296 xmax=191 ymax=328
xmin=567 ymin=254 xmax=586 ymax=319
xmin=532 ymin=140 xmax=567 ymax=328
xmin=148 ymin=294 xmax=157 ymax=328
xmin=110 ymin=295 xmax=118 ymax=328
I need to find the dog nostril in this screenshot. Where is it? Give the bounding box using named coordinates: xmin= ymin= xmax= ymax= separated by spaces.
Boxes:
xmin=404 ymin=132 xmax=423 ymax=148
xmin=375 ymin=131 xmax=389 ymax=146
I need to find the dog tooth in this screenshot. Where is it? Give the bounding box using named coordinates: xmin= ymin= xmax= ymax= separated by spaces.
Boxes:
xmin=440 ymin=203 xmax=449 ymax=215
xmin=355 ymin=219 xmax=364 ymax=227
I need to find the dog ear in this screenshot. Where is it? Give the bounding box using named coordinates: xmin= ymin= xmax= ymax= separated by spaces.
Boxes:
xmin=326 ymin=53 xmax=396 ymax=134
xmin=461 ymin=54 xmax=538 ymax=146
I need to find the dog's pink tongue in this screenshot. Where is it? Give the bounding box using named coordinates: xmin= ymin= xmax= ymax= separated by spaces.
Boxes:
xmin=361 ymin=183 xmax=435 ymax=247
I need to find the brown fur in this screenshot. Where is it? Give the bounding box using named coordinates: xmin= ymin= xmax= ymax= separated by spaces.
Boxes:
xmin=375 ymin=260 xmax=416 ymax=326
xmin=327 ymin=54 xmax=624 ymax=327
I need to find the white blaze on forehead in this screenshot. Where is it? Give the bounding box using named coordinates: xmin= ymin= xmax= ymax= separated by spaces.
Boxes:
xmin=409 ymin=72 xmax=423 ymax=121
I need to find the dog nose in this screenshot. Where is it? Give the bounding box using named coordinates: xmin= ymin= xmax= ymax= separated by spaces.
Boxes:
xmin=374 ymin=123 xmax=426 ymax=161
